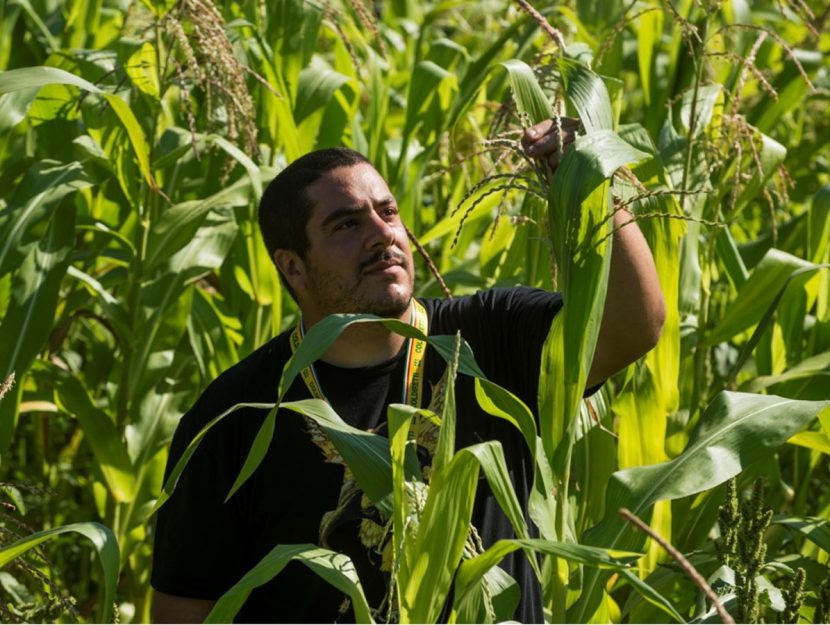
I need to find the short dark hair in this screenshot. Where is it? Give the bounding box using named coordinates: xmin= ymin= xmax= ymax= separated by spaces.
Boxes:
xmin=258 ymin=147 xmax=371 ymax=298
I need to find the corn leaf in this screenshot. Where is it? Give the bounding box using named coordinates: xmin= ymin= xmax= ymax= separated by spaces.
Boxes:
xmin=451 ymin=537 xmax=640 ymax=621
xmin=558 ymin=57 xmax=614 ymax=131
xmin=787 ymin=430 xmax=830 ymax=455
xmin=0 ymin=522 xmax=119 ymax=623
xmin=571 ymin=392 xmax=830 ymax=621
xmin=0 ymin=160 xmax=90 ymax=278
xmin=0 ymin=66 xmax=159 ymax=192
xmin=709 ymin=249 xmax=817 ymax=344
xmin=279 ymin=398 xmax=422 ymax=515
xmin=33 ymin=362 xmax=137 ymax=503
xmin=500 ymin=59 xmax=551 ymax=124
xmin=399 ymin=450 xmax=478 ymax=623
xmin=205 ymin=544 xmax=374 ymax=624
xmin=144 ymin=176 xmax=252 ymax=271
xmin=772 ymin=515 xmax=830 ymax=554
xmin=0 ymin=203 xmax=74 ymax=452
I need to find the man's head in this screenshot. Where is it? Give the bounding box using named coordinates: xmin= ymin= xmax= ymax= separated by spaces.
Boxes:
xmin=258 ymin=148 xmax=415 ymax=322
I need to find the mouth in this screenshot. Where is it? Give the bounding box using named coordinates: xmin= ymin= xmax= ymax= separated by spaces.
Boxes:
xmin=361 ymin=252 xmax=407 ymax=276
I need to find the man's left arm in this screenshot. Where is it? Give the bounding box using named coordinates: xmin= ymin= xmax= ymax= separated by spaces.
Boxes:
xmin=586 ymin=207 xmax=665 ymax=387
xmin=523 ymin=119 xmax=666 ymax=388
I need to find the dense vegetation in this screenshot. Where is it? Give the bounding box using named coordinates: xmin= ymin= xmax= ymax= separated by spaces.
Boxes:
xmin=0 ymin=0 xmax=828 ymax=622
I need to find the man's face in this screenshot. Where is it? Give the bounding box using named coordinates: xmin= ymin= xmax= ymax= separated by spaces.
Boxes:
xmin=291 ymin=163 xmax=415 ymax=320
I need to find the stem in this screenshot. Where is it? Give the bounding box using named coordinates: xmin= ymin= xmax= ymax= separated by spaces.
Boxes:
xmin=620 ymin=508 xmax=736 ymax=624
xmin=682 ymin=10 xmax=712 ymax=421
xmin=679 ymin=14 xmax=710 ymax=214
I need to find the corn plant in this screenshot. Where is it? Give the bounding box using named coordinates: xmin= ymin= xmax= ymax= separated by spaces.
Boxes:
xmin=0 ymin=0 xmax=828 ymax=622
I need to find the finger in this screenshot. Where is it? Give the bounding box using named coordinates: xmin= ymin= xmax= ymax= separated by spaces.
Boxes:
xmin=525 ymin=126 xmax=577 ymax=157
xmin=522 ymin=116 xmax=579 ymax=143
xmin=522 ymin=119 xmax=555 ymax=149
xmin=548 ymin=149 xmax=561 ymax=170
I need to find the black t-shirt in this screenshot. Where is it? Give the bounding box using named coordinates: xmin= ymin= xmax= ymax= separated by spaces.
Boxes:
xmin=152 ymin=286 xmax=563 ymax=623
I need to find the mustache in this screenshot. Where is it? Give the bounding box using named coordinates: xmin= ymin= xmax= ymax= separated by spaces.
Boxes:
xmin=359 ymin=249 xmax=407 ymax=272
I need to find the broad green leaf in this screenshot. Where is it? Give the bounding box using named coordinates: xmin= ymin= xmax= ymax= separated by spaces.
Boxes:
xmin=452 ymin=537 xmax=639 ymax=621
xmin=708 ymin=249 xmax=816 ymax=345
xmin=5 ymin=0 xmax=58 ymax=51
xmin=295 ymin=59 xmax=352 ymax=125
xmin=808 ymin=185 xmax=830 ymax=264
xmin=453 ymin=565 xmax=520 ymax=624
xmin=0 ymin=66 xmax=158 ymax=191
xmin=773 ymin=515 xmax=830 ymax=554
xmin=787 ymin=430 xmax=830 ymax=455
xmin=715 ymin=227 xmax=749 ymax=290
xmin=432 ymin=332 xmax=461 ymax=477
xmin=0 ymin=204 xmax=74 ymax=451
xmin=679 ymin=85 xmax=722 ymax=137
xmin=33 ymin=362 xmax=137 ymax=503
xmin=500 ymin=59 xmax=551 ymax=124
xmin=636 ymin=9 xmax=662 ymax=108
xmin=387 ymin=403 xmax=427 ymax=602
xmin=145 ymin=176 xmax=251 ymax=271
xmin=722 ymin=262 xmax=829 ymax=382
xmin=571 ymin=392 xmax=830 ymax=622
xmin=0 ymin=160 xmax=90 ymax=278
xmin=618 ymin=568 xmax=687 ymax=624
xmin=168 ymin=208 xmax=239 ymax=278
xmin=125 ymin=41 xmax=159 ymax=98
xmin=741 ymin=350 xmax=830 ymax=394
xmin=558 ymin=57 xmax=614 ymax=131
xmin=0 ymin=87 xmax=39 ymax=132
xmin=274 ymin=398 xmax=421 ymax=515
xmin=205 ymin=135 xmax=263 ymax=199
xmin=540 ymin=129 xmax=649 ymax=464
xmin=0 ymin=522 xmax=119 ymax=623
xmin=125 ymin=272 xmax=194 ymax=403
xmin=399 ymin=450 xmax=478 ymax=623
xmin=205 ymin=544 xmax=374 ymax=624
xmin=732 ymin=132 xmax=787 ymax=212
xmin=66 ymin=266 xmax=131 ymax=344
xmin=475 ymin=378 xmax=537 ymax=458
xmin=403 ymin=60 xmax=454 ymax=140
xmin=447 ymin=21 xmax=526 ymax=129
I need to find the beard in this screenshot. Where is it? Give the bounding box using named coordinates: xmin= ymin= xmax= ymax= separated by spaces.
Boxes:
xmin=304 ymin=249 xmax=414 ymax=318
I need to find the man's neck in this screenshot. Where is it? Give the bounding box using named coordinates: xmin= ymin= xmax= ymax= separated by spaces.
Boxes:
xmin=304 ymin=304 xmax=412 ymax=368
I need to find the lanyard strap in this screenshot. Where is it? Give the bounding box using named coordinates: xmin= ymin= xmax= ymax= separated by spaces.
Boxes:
xmin=289 ymin=300 xmax=429 ymax=408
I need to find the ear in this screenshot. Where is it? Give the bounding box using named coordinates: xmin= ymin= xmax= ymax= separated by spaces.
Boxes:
xmin=274 ymin=249 xmax=307 ymax=294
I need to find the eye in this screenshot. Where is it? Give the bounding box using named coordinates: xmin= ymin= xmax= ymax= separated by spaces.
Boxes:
xmin=335 ymin=218 xmax=358 ymax=231
xmin=382 ymin=206 xmax=399 ymax=219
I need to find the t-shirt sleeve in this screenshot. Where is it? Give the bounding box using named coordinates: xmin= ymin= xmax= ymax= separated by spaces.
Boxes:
xmin=151 ymin=383 xmax=251 ymax=600
xmin=427 ymin=287 xmax=563 ymax=405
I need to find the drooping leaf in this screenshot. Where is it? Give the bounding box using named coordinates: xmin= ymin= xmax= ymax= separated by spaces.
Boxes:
xmin=0 ymin=160 xmax=90 ymax=278
xmin=33 ymin=361 xmax=137 ymax=503
xmin=0 ymin=522 xmax=119 ymax=623
xmin=0 ymin=203 xmax=75 ymax=451
xmin=0 ymin=66 xmax=158 ymax=191
xmin=570 ymin=392 xmax=829 ymax=622
xmin=500 ymin=59 xmax=551 ymax=125
xmin=558 ymin=57 xmax=614 ymax=131
xmin=205 ymin=544 xmax=374 ymax=624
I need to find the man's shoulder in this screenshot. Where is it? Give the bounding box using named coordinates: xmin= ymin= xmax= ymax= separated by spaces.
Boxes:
xmin=181 ymin=331 xmax=292 ymax=430
xmin=420 ymin=285 xmax=562 ymax=324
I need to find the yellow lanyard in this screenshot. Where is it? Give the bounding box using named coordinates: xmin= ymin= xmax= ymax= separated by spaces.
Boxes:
xmin=289 ymin=299 xmax=429 ymax=408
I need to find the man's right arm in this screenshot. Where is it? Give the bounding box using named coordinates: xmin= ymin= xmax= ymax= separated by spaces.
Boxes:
xmin=153 ymin=590 xmax=216 ymax=624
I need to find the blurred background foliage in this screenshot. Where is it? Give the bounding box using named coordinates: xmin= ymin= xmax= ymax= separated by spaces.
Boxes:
xmin=0 ymin=0 xmax=828 ymax=621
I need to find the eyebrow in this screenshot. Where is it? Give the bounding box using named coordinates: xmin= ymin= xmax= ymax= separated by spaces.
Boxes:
xmin=320 ymin=197 xmax=396 ymax=228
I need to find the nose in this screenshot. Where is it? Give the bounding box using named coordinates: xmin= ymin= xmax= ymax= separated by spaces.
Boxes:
xmin=365 ymin=210 xmax=396 ymax=250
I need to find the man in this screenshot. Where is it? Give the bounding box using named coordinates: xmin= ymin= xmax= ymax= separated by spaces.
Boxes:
xmin=152 ymin=119 xmax=665 ymax=623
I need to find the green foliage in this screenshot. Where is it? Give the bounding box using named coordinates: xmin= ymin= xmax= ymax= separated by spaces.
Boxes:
xmin=0 ymin=0 xmax=828 ymax=622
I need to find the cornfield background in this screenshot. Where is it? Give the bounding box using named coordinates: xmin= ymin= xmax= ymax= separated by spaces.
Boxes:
xmin=0 ymin=0 xmax=829 ymax=622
